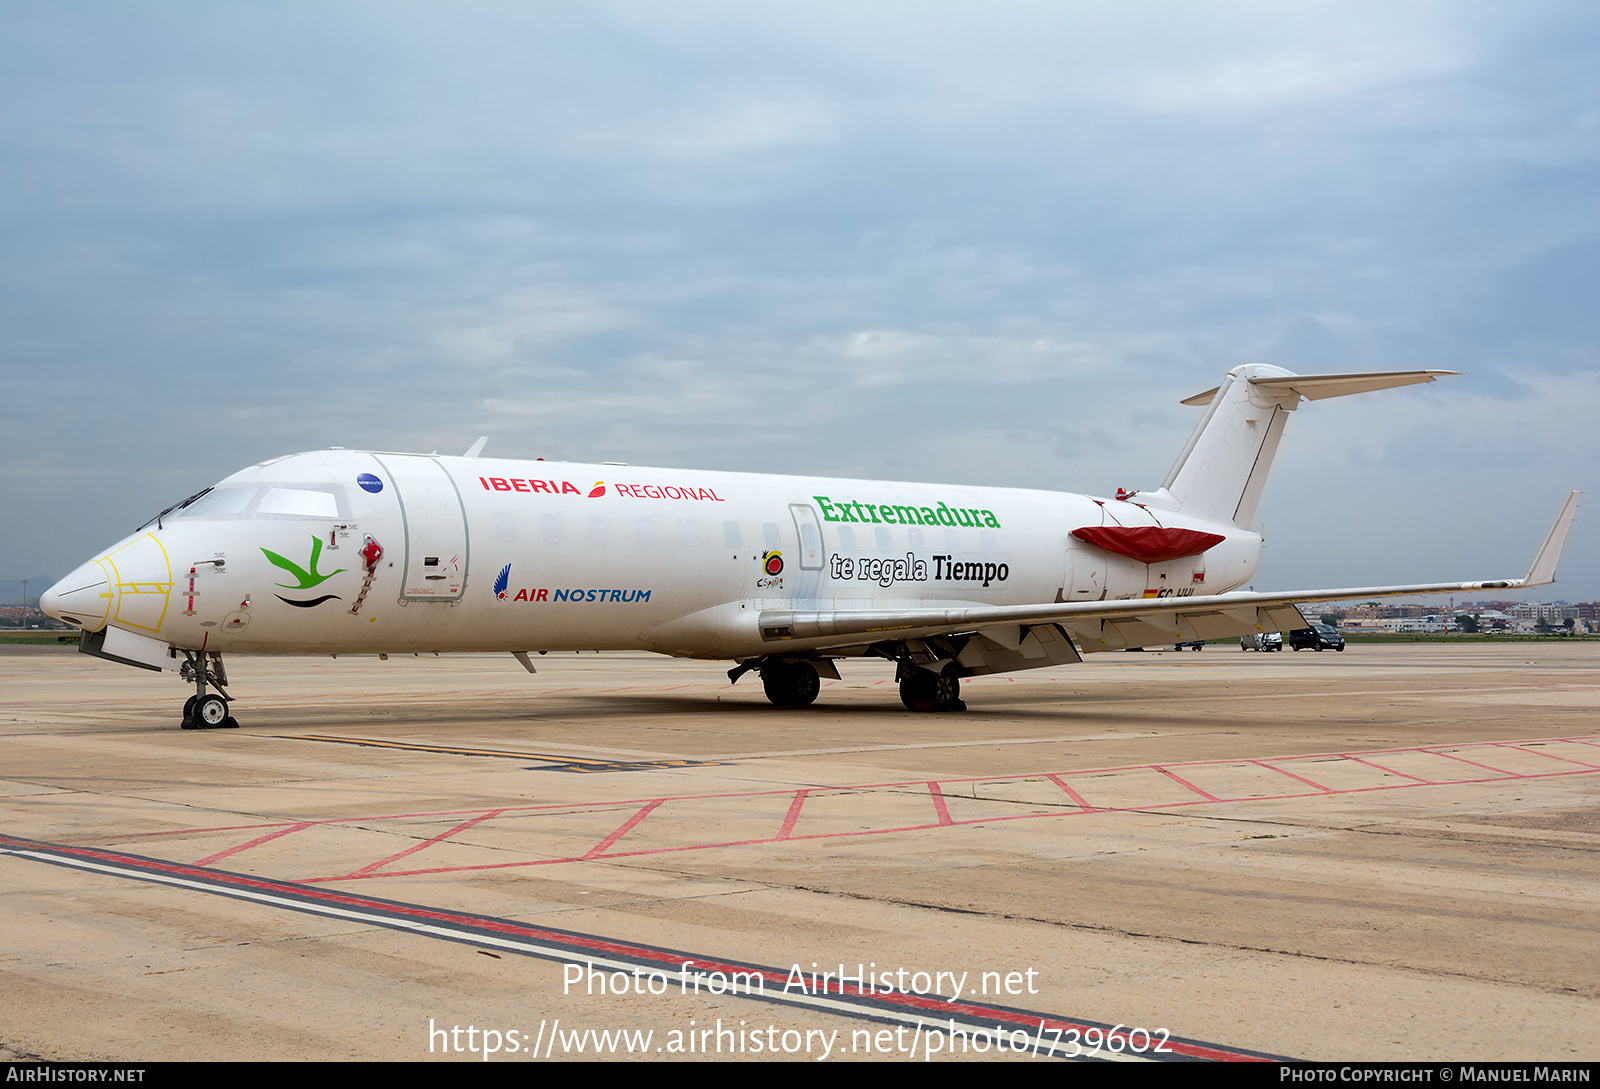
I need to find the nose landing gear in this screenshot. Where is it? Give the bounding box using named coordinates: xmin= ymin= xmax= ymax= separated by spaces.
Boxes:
xmin=179 ymin=651 xmax=237 ymax=730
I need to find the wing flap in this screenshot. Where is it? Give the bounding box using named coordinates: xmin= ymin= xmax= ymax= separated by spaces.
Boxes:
xmin=959 ymin=624 xmax=1083 ymax=675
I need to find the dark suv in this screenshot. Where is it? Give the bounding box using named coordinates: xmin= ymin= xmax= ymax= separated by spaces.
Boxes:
xmin=1289 ymin=624 xmax=1345 ymax=652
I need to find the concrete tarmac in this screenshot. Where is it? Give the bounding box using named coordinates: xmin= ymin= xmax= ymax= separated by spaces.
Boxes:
xmin=1 ymin=642 xmax=1597 ymax=1062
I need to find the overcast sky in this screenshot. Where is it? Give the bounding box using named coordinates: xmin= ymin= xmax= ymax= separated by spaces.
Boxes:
xmin=3 ymin=1 xmax=1597 ymax=603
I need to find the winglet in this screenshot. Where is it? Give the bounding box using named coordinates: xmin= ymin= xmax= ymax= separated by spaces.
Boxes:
xmin=1523 ymin=491 xmax=1580 ymax=586
xmin=464 ymin=436 xmax=489 ymax=458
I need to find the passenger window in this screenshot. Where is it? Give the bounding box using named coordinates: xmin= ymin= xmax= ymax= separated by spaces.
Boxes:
xmin=589 ymin=516 xmax=608 ymax=546
xmin=541 ymin=514 xmax=561 ymax=543
xmin=680 ymin=520 xmax=699 ymax=547
xmin=723 ymin=521 xmax=742 ymax=549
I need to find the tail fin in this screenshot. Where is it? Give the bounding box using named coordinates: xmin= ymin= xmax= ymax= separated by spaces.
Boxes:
xmin=1157 ymin=365 xmax=1457 ymax=528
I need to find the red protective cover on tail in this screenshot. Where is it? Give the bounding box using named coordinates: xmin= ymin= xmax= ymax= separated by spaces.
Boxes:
xmin=1071 ymin=526 xmax=1225 ymax=564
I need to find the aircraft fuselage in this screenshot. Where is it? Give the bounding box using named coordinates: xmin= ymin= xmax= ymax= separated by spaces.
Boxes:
xmin=47 ymin=449 xmax=1261 ymax=662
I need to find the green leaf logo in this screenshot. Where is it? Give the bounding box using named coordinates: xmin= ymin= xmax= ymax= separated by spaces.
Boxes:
xmin=262 ymin=536 xmax=347 ymax=590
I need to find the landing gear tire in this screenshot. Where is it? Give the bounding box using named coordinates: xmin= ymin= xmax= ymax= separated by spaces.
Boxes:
xmin=900 ymin=666 xmax=965 ymax=712
xmin=762 ymin=661 xmax=821 ymax=708
xmin=899 ymin=671 xmax=932 ymax=710
xmin=179 ymin=650 xmax=238 ymax=730
xmin=195 ymin=694 xmax=234 ymax=728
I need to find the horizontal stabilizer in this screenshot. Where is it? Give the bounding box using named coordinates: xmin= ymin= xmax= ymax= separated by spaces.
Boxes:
xmin=1249 ymin=369 xmax=1459 ymax=401
xmin=1178 ymin=369 xmax=1457 ymax=407
xmin=1166 ymin=365 xmax=1460 ymax=527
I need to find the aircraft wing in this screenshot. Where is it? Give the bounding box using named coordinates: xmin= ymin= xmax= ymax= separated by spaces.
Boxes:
xmin=756 ymin=492 xmax=1580 ymax=654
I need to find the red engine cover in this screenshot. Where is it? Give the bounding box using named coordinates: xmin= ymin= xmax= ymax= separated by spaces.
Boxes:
xmin=1070 ymin=526 xmax=1226 ymax=564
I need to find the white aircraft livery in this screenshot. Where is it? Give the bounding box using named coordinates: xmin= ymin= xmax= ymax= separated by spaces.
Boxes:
xmin=40 ymin=364 xmax=1579 ymax=728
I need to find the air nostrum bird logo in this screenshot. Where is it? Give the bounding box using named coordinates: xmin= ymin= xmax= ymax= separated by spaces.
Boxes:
xmin=263 ymin=537 xmax=347 ymax=607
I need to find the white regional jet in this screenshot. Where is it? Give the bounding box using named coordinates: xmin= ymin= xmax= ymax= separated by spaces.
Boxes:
xmin=40 ymin=364 xmax=1578 ymax=729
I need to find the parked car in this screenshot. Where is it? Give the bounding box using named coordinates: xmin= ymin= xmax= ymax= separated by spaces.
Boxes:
xmin=1289 ymin=624 xmax=1345 ymax=652
xmin=1240 ymin=632 xmax=1283 ymax=651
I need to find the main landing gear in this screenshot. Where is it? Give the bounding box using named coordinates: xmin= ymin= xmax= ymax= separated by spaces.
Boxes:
xmin=727 ymin=655 xmax=966 ymax=712
xmin=179 ymin=651 xmax=237 ymax=730
xmin=761 ymin=659 xmax=821 ymax=707
xmin=728 ymin=658 xmax=821 ymax=707
xmin=898 ymin=662 xmax=965 ymax=713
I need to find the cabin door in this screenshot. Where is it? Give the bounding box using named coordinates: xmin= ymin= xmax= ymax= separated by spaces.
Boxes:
xmin=372 ymin=454 xmax=470 ymax=602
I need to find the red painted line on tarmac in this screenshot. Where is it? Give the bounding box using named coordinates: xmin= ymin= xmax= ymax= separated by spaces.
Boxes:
xmin=1249 ymin=761 xmax=1332 ymax=792
xmin=1153 ymin=766 xmax=1220 ymax=801
xmin=342 ymin=809 xmax=507 ymax=878
xmin=776 ymin=790 xmax=809 ymax=839
xmin=1045 ymin=774 xmax=1096 ymax=810
xmin=1425 ymin=749 xmax=1519 ymax=775
xmin=1499 ymin=744 xmax=1600 ymax=769
xmin=108 ymin=733 xmax=1600 ymax=841
xmin=78 ymin=735 xmax=1600 ymax=882
xmin=297 ymin=762 xmax=1600 ymax=881
xmin=1341 ymin=755 xmax=1433 ymax=783
xmin=584 ymin=799 xmax=664 ymax=858
xmin=195 ymin=822 xmax=314 ymax=866
xmin=347 ymin=759 xmax=1600 ymax=877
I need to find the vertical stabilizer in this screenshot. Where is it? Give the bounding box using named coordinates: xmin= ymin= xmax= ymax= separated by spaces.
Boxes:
xmin=1161 ymin=365 xmax=1458 ymax=528
xmin=1163 ymin=364 xmax=1298 ymax=528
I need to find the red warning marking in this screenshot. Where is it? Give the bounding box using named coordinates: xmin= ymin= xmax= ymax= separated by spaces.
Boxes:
xmin=1045 ymin=773 xmax=1096 ymax=810
xmin=1425 ymin=750 xmax=1518 ymax=775
xmin=86 ymin=734 xmax=1600 ymax=883
xmin=1340 ymin=755 xmax=1433 ymax=783
xmin=585 ymin=799 xmax=664 ymax=858
xmin=1502 ymin=744 xmax=1600 ymax=769
xmin=1153 ymin=766 xmax=1220 ymax=801
xmin=1248 ymin=760 xmax=1331 ymax=792
xmin=195 ymin=822 xmax=314 ymax=867
xmin=342 ymin=810 xmax=506 ymax=879
xmin=777 ymin=790 xmax=809 ymax=839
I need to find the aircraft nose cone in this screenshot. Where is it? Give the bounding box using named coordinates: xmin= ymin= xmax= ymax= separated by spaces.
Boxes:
xmin=39 ymin=559 xmax=112 ymax=630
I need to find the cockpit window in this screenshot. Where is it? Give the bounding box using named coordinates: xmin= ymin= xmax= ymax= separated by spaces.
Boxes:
xmin=170 ymin=487 xmax=259 ymax=519
xmin=142 ymin=483 xmax=346 ymax=529
xmin=257 ymin=487 xmax=340 ymax=518
xmin=140 ymin=487 xmax=215 ymax=530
